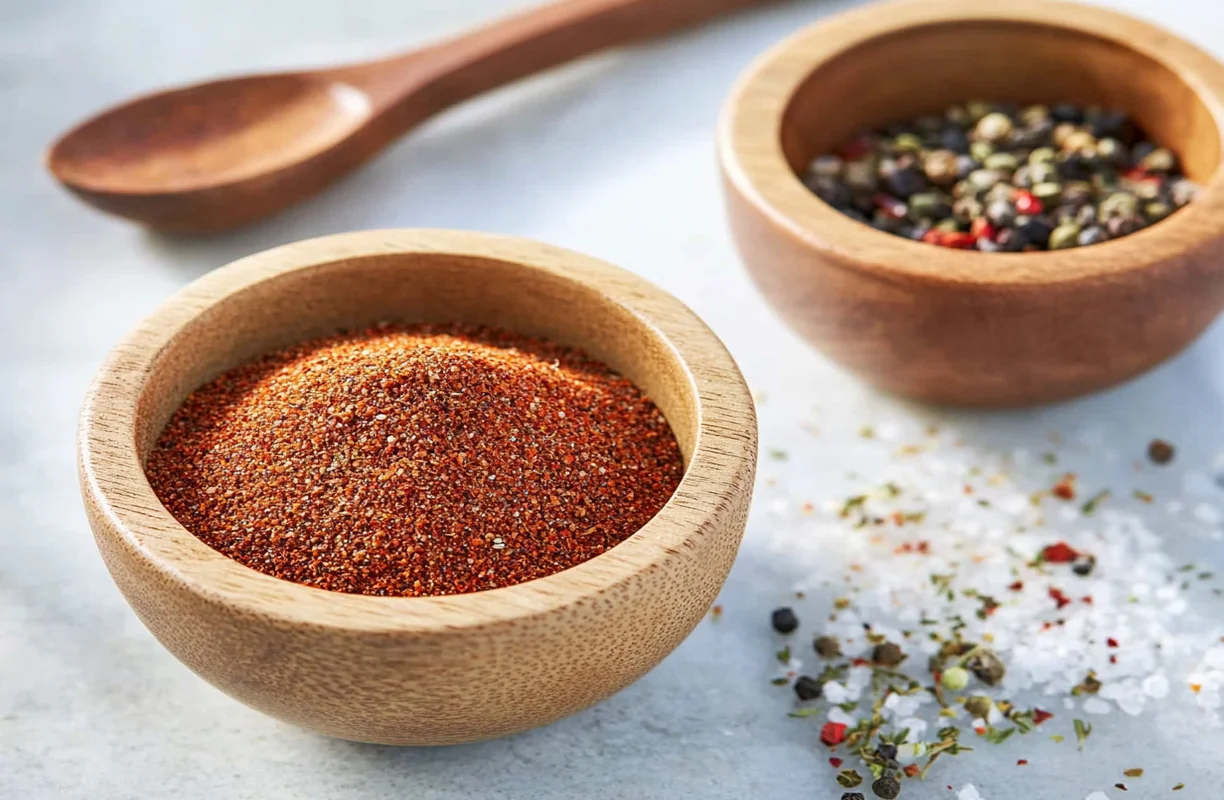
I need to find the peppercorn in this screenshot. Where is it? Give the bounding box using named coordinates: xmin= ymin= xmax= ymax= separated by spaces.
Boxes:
xmin=876 ymin=743 xmax=899 ymax=761
xmin=967 ymin=649 xmax=1006 ymax=686
xmin=1148 ymin=439 xmax=1176 ymax=465
xmin=790 ymin=674 xmax=823 ymax=701
xmin=964 ymin=695 xmax=993 ymax=719
xmin=872 ymin=642 xmax=906 ymax=667
xmin=872 ymin=775 xmax=902 ymax=799
xmin=1072 ymin=555 xmax=1097 ymax=577
xmin=814 ymin=635 xmax=842 ymax=659
xmin=841 ymin=794 xmax=866 ymax=800
xmin=1049 ymin=222 xmax=1080 ymax=250
xmin=771 ymin=607 xmax=799 ymax=634
xmin=941 ymin=665 xmax=970 ymax=691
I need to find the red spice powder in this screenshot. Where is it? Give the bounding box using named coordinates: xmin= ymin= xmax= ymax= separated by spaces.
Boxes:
xmin=145 ymin=323 xmax=684 ymax=597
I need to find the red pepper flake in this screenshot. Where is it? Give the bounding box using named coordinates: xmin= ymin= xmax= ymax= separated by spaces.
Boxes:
xmin=851 ymin=658 xmax=871 ymax=667
xmin=1008 ymin=580 xmax=1025 ymax=592
xmin=146 ymin=323 xmax=683 ymax=598
xmin=1110 ymin=655 xmax=1118 ymax=665
xmin=916 ymin=540 xmax=930 ymax=554
xmin=1041 ymin=542 xmax=1079 ymax=563
xmin=921 ymin=229 xmax=943 ymax=245
xmin=1013 ymin=190 xmax=1043 ymax=215
xmin=941 ymin=232 xmax=977 ymax=250
xmin=970 ymin=217 xmax=996 ymax=241
xmin=1049 ymin=587 xmax=1072 ymax=609
xmin=974 ymin=724 xmax=987 ymax=735
xmin=1017 ymin=759 xmax=1029 ymax=766
xmin=1041 ymin=621 xmax=1054 ymax=631
xmin=1032 ymin=708 xmax=1054 ymax=725
xmin=839 ymin=136 xmax=871 ymax=159
xmin=1107 ymin=638 xmax=1119 ymax=648
xmin=1051 ymin=475 xmax=1077 ymax=500
xmin=903 ymin=764 xmax=921 ymax=778
xmin=829 ymin=757 xmax=843 ymax=768
xmin=820 ymin=721 xmax=848 ymax=747
xmin=963 ymin=484 xmax=975 ymax=495
xmin=1115 ymin=784 xmax=1128 ymax=792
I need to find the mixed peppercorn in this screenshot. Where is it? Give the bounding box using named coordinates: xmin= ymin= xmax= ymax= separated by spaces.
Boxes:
xmin=146 ymin=323 xmax=684 ymax=597
xmin=804 ymin=101 xmax=1196 ymax=250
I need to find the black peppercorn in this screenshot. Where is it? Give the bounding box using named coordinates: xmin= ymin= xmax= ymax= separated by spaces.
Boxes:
xmin=884 ymin=166 xmax=925 ymax=198
xmin=841 ymin=794 xmax=866 ymax=800
xmin=1072 ymin=555 xmax=1097 ymax=577
xmin=872 ymin=775 xmax=902 ymax=799
xmin=793 ymin=675 xmax=822 ymax=701
xmin=1050 ymin=103 xmax=1085 ymax=123
xmin=1018 ymin=216 xmax=1053 ymax=249
xmin=876 ymin=743 xmax=898 ymax=760
xmin=771 ymin=607 xmax=799 ymax=634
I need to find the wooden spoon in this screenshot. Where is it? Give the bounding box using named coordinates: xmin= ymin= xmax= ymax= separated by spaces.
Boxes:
xmin=47 ymin=0 xmax=778 ymax=233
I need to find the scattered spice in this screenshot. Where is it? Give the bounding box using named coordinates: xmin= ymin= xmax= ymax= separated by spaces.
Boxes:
xmin=841 ymin=794 xmax=865 ymax=800
xmin=823 ymin=722 xmax=850 ymax=747
xmin=871 ymin=775 xmax=901 ymax=799
xmin=794 ymin=675 xmax=823 ymax=701
xmin=805 ymin=102 xmax=1196 ymax=250
xmin=146 ymin=324 xmax=683 ymax=597
xmin=816 ymin=635 xmax=844 ymax=659
xmin=1016 ymin=759 xmax=1028 ymax=766
xmin=772 ymin=607 xmax=800 ymax=634
xmin=1148 ymin=439 xmax=1176 ymax=465
xmin=708 ymin=604 xmax=723 ymax=622
xmin=1123 ymin=768 xmax=1144 ymax=778
xmin=1074 ymin=718 xmax=1092 ymax=750
xmin=872 ymin=641 xmax=907 ymax=667
xmin=1173 ymin=783 xmax=1185 ymax=791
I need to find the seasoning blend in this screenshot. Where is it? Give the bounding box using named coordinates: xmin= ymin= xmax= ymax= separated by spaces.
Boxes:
xmin=147 ymin=323 xmax=684 ymax=597
xmin=805 ymin=102 xmax=1197 ymax=250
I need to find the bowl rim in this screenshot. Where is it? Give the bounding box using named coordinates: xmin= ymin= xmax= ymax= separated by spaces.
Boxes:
xmin=717 ymin=0 xmax=1224 ymax=286
xmin=78 ymin=229 xmax=757 ymax=634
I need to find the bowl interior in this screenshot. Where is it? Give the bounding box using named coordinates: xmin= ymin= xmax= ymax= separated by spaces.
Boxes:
xmin=780 ymin=19 xmax=1221 ymax=182
xmin=134 ymin=252 xmax=699 ymax=472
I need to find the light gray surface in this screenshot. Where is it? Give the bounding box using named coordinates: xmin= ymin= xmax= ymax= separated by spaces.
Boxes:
xmin=4 ymin=0 xmax=1224 ymax=797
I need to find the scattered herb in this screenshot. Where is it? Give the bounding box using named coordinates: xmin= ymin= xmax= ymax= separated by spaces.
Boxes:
xmin=1074 ymin=718 xmax=1092 ymax=750
xmin=1081 ymin=489 xmax=1111 ymax=515
xmin=768 ymin=448 xmax=789 ymax=461
xmin=837 ymin=770 xmax=864 ymax=788
xmin=775 ymin=645 xmax=792 ymax=665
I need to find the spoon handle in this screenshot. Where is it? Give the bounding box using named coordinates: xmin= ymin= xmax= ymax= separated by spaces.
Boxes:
xmin=338 ymin=0 xmax=781 ymax=110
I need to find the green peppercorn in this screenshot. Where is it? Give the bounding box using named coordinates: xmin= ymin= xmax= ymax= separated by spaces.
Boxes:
xmin=872 ymin=641 xmax=906 ymax=667
xmin=872 ymin=775 xmax=902 ymax=799
xmin=814 ymin=635 xmax=842 ymax=659
xmin=941 ymin=666 xmax=970 ymax=691
xmin=969 ymin=140 xmax=995 ymax=163
xmin=1028 ymin=146 xmax=1057 ymax=165
xmin=933 ymin=218 xmax=960 ymax=233
xmin=1019 ymin=104 xmax=1050 ymax=128
xmin=965 ymin=100 xmax=992 ymax=122
xmin=964 ymin=695 xmax=993 ymax=719
xmin=1099 ymin=192 xmax=1138 ymax=219
xmin=894 ymin=133 xmax=924 ymax=154
xmin=922 ymin=149 xmax=961 ymax=185
xmin=1032 ymin=182 xmax=1063 ymax=203
xmin=1049 ymin=222 xmax=1081 ymax=249
xmin=1062 ymin=130 xmax=1097 ymax=153
xmin=1145 ymin=201 xmax=1172 ymax=222
xmin=983 ymin=152 xmax=1019 ymax=172
xmin=1096 ymin=137 xmax=1125 ymax=164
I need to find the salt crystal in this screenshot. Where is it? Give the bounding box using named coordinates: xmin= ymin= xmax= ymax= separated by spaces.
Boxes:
xmin=958 ymin=785 xmax=983 ymax=800
xmin=1083 ymin=698 xmax=1112 ymax=715
xmin=823 ymin=682 xmax=852 ymax=704
xmin=1085 ymin=793 xmax=1111 ymax=800
xmin=1142 ymin=674 xmax=1170 ymax=699
xmin=827 ymin=706 xmax=857 ymax=726
xmin=1204 ymin=646 xmax=1224 ymax=670
xmin=1194 ymin=502 xmax=1221 ymax=524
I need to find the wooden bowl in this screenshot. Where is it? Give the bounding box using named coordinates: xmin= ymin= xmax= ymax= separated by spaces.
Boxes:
xmin=718 ymin=0 xmax=1224 ymax=406
xmin=77 ymin=229 xmax=756 ymax=745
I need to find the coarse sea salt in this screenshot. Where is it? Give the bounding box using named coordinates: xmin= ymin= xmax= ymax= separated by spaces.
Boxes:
xmin=958 ymin=785 xmax=983 ymax=800
xmin=762 ymin=416 xmax=1224 ymax=783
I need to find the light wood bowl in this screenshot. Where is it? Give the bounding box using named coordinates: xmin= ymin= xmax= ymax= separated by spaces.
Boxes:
xmin=718 ymin=0 xmax=1224 ymax=406
xmin=78 ymin=229 xmax=756 ymax=745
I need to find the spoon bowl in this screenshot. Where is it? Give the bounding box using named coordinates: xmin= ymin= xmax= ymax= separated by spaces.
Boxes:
xmin=718 ymin=0 xmax=1224 ymax=406
xmin=77 ymin=229 xmax=756 ymax=744
xmin=48 ymin=74 xmax=374 ymax=231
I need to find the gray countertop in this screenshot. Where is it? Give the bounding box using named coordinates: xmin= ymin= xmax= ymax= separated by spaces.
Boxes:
xmin=5 ymin=0 xmax=1224 ymax=797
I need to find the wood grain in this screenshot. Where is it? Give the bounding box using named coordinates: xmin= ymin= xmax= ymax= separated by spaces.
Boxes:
xmin=47 ymin=0 xmax=779 ymax=232
xmin=78 ymin=230 xmax=757 ymax=744
xmin=718 ymin=0 xmax=1224 ymax=406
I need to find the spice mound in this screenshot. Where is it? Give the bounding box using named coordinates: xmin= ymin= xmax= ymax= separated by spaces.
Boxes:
xmin=806 ymin=101 xmax=1197 ymax=251
xmin=146 ymin=323 xmax=684 ymax=597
